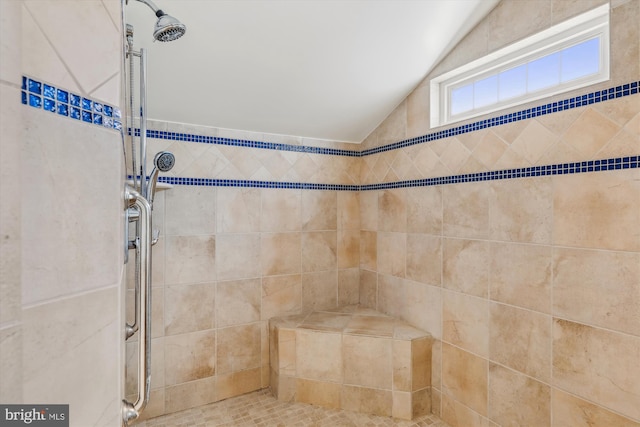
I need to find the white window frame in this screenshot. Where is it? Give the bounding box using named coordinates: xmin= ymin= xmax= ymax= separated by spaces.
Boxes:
xmin=430 ymin=4 xmax=610 ymax=128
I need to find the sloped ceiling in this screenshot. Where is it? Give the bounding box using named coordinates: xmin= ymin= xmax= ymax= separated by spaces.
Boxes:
xmin=125 ymin=0 xmax=499 ymax=143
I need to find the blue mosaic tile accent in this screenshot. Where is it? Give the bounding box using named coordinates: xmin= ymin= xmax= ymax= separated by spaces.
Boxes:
xmin=22 ymin=76 xmax=122 ymax=131
xmin=125 ymin=156 xmax=637 ymax=191
xmin=43 ymin=98 xmax=56 ymax=113
xmin=360 ymin=156 xmax=639 ymax=191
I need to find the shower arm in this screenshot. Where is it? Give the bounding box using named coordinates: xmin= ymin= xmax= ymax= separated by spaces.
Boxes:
xmin=133 ymin=0 xmax=166 ymax=17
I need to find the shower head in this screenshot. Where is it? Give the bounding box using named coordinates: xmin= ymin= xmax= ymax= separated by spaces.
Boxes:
xmin=146 ymin=151 xmax=175 ymax=207
xmin=133 ymin=0 xmax=186 ymax=42
xmin=154 ymin=13 xmax=186 ymax=42
xmin=154 ymin=151 xmax=175 ymax=172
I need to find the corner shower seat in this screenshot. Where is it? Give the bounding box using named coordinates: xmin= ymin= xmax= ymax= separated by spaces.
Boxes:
xmin=269 ymin=305 xmax=432 ymax=420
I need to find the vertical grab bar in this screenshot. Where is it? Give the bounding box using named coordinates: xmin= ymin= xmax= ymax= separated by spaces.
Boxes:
xmin=122 ymin=185 xmax=152 ymax=425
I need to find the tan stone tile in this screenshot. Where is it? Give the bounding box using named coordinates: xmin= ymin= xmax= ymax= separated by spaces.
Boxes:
xmin=407 ymin=84 xmax=431 ymax=139
xmin=341 ymin=385 xmax=392 ymax=417
xmin=412 ymin=337 xmax=432 ymax=391
xmin=377 ymin=232 xmax=406 ymax=278
xmin=165 ymin=235 xmax=215 ymax=285
xmin=302 ymin=231 xmax=337 ymax=272
xmin=296 ymin=329 xmax=342 ymax=383
xmin=260 ymin=189 xmax=301 ymax=232
xmin=553 ymin=169 xmax=640 ymax=251
xmin=345 ymin=314 xmax=395 ymax=337
xmin=164 ymin=330 xmax=216 ymax=386
xmin=393 ymin=390 xmax=413 ymax=420
xmin=344 ymin=334 xmax=392 ymax=389
xmin=301 ymin=190 xmax=337 ymax=231
xmin=489 ymin=177 xmax=553 ymax=244
xmin=261 ymin=274 xmax=302 ymax=320
xmin=443 ymin=182 xmax=490 ymax=239
xmin=510 ymin=121 xmax=559 ymax=164
xmin=412 ymin=387 xmax=431 ymax=418
xmin=443 ymin=291 xmax=489 ymax=358
xmin=403 ymin=281 xmax=442 ymax=340
xmin=553 ymin=248 xmax=640 ymax=336
xmin=472 ymin=131 xmax=508 ymax=169
xmin=490 ymin=302 xmax=552 ymax=382
xmin=165 ymin=186 xmax=216 ymax=236
xmin=439 ymin=137 xmax=472 ymax=173
xmin=597 ymin=127 xmax=640 ymax=159
xmin=378 ymin=101 xmax=407 ymax=147
xmin=610 ymin=0 xmax=640 ymax=84
xmin=441 ymin=393 xmax=495 ymax=427
xmin=301 ymin=271 xmax=337 ymax=312
xmin=133 ymin=388 xmax=165 ymax=422
xmin=379 ymin=189 xmax=407 ymax=232
xmin=393 ymin=340 xmax=412 ymax=392
xmin=216 ymin=367 xmax=262 ymax=401
xmin=261 ymin=232 xmax=301 ymax=276
xmin=432 ymin=340 xmax=442 ymax=390
xmin=299 ymin=311 xmax=351 ymax=332
xmin=488 ymin=363 xmax=550 ymax=427
xmin=295 ymin=378 xmax=341 ymax=409
xmin=337 ymin=191 xmax=360 ymax=231
xmin=488 ymin=0 xmax=551 ymax=51
xmin=432 ymin=388 xmax=442 ymax=418
xmin=359 ymin=269 xmax=377 ymax=308
xmin=441 ymin=343 xmax=488 ymax=416
xmin=359 ymin=190 xmax=378 ymax=231
xmin=443 ymin=238 xmax=489 ymax=298
xmin=563 ymin=108 xmax=622 ymax=158
xmin=338 ymin=268 xmax=359 ymax=306
xmin=164 ymin=283 xmax=215 ymax=336
xmin=216 ymin=323 xmax=261 ymax=374
xmin=217 ymin=278 xmax=260 ymax=327
xmin=164 ymin=376 xmax=216 ymax=414
xmin=552 ymin=389 xmax=640 ymax=427
xmin=337 ymin=230 xmax=359 ymax=269
xmin=277 ymin=328 xmax=296 ymax=377
xmin=360 ymin=230 xmax=377 ymax=271
xmin=593 ymin=94 xmax=640 ymax=128
xmin=406 ymin=234 xmax=442 ymax=286
xmin=490 ymin=242 xmax=552 ymax=313
xmin=553 ymin=319 xmax=640 ymax=420
xmin=216 ymin=233 xmax=261 ymax=280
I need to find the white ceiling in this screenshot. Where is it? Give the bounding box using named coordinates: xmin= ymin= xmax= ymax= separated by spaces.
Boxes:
xmin=125 ymin=0 xmax=499 ymax=143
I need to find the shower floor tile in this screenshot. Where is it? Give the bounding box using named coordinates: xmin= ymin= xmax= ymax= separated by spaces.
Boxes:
xmin=136 ymin=389 xmax=450 ymax=427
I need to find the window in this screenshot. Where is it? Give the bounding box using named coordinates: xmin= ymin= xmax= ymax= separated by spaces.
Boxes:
xmin=430 ymin=4 xmax=609 ymax=128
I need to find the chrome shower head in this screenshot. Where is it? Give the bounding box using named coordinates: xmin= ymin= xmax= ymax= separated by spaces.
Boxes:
xmin=146 ymin=151 xmax=175 ymax=207
xmin=133 ymin=0 xmax=186 ymax=42
xmin=154 ymin=151 xmax=175 ymax=172
xmin=154 ymin=13 xmax=186 ymax=42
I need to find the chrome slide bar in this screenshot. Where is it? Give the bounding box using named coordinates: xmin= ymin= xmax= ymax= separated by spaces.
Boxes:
xmin=122 ymin=186 xmax=152 ymax=425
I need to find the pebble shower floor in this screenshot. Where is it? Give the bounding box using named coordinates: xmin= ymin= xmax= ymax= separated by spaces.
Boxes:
xmin=136 ymin=389 xmax=451 ymax=427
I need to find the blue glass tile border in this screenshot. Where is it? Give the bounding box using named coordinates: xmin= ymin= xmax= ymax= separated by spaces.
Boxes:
xmin=21 ymin=76 xmax=122 ymax=132
xmin=130 ymin=155 xmax=637 ymax=191
xmin=130 ymin=128 xmax=361 ymax=157
xmin=132 ymin=81 xmax=639 ymax=158
xmin=360 ymin=156 xmax=639 ymax=191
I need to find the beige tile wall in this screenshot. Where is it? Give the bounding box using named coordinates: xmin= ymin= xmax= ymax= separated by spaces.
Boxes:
xmin=128 ymin=162 xmax=361 ymax=418
xmin=0 ymin=1 xmax=125 ymax=426
xmin=127 ymin=0 xmax=639 ymax=424
xmin=357 ymin=1 xmax=640 ymax=426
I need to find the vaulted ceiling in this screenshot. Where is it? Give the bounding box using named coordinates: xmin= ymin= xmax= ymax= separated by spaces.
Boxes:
xmin=125 ymin=0 xmax=499 ymax=143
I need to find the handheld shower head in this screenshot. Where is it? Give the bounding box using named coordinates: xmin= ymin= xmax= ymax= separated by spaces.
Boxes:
xmin=146 ymin=151 xmax=175 ymax=207
xmin=154 ymin=151 xmax=175 ymax=172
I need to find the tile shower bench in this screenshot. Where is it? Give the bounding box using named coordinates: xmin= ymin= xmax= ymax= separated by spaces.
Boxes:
xmin=269 ymin=305 xmax=433 ymax=420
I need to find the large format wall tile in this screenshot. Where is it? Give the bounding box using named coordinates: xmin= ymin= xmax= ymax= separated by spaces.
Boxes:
xmin=442 ymin=343 xmax=487 ymax=416
xmin=553 ymin=319 xmax=640 ymax=420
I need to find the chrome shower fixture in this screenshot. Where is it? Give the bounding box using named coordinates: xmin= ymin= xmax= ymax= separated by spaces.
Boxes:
xmin=133 ymin=0 xmax=186 ymax=42
xmin=146 ymin=151 xmax=175 ymax=208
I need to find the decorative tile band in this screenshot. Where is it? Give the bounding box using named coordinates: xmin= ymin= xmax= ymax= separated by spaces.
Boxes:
xmin=132 ymin=129 xmax=360 ymax=157
xmin=21 ymin=76 xmax=122 ymax=131
xmin=134 ymin=155 xmax=637 ymax=191
xmin=131 ymin=81 xmax=639 ymax=158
